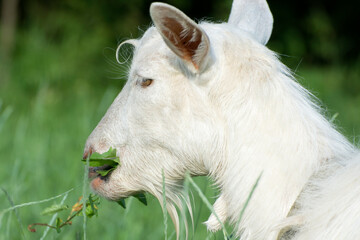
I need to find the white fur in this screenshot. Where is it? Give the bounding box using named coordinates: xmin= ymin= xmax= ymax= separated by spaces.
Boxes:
xmin=228 ymin=0 xmax=273 ymax=45
xmin=84 ymin=1 xmax=360 ymax=239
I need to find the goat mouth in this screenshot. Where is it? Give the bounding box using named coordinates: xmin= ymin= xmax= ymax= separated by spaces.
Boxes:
xmin=83 ymin=147 xmax=120 ymax=180
xmin=88 ymin=165 xmax=114 ymax=180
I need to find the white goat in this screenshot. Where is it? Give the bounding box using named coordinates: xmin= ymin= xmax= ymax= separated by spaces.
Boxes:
xmin=83 ymin=0 xmax=360 ymax=239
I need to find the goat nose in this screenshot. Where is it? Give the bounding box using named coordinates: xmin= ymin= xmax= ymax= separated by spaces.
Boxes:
xmin=83 ymin=146 xmax=93 ymax=160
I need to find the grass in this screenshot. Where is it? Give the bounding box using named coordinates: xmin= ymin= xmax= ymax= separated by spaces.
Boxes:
xmin=39 ymin=191 xmax=70 ymax=240
xmin=162 ymin=169 xmax=168 ymax=240
xmin=0 ymin=19 xmax=359 ymax=239
xmin=0 ymin=94 xmax=222 ymax=239
xmin=0 ymin=84 xmax=222 ymax=238
xmin=185 ymin=173 xmax=229 ymax=238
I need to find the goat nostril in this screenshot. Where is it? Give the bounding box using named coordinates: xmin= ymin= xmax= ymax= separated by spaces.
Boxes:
xmin=83 ymin=147 xmax=93 ymax=159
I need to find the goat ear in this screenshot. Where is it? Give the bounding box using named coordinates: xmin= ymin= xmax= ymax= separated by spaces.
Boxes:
xmin=150 ymin=2 xmax=210 ymax=73
xmin=228 ymin=0 xmax=273 ymax=45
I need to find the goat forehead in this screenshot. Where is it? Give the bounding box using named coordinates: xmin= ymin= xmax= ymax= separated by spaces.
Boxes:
xmin=138 ymin=28 xmax=175 ymax=57
xmin=131 ymin=57 xmax=171 ymax=81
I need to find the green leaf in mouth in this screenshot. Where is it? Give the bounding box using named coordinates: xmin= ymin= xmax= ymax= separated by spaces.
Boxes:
xmin=116 ymin=198 xmax=126 ymax=209
xmin=82 ymin=148 xmax=148 ymax=208
xmin=81 ymin=147 xmax=120 ymax=176
xmin=96 ymin=168 xmax=115 ymax=177
xmin=115 ymin=193 xmax=147 ymax=209
xmin=134 ymin=193 xmax=147 ymax=206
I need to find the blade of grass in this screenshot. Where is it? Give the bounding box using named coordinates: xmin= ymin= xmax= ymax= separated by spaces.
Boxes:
xmin=192 ymin=179 xmax=208 ymax=240
xmin=162 ymin=169 xmax=168 ymax=240
xmin=1 ymin=187 xmax=27 ymax=239
xmin=5 ymin=209 xmax=12 ymax=239
xmin=168 ymin=230 xmax=176 ymax=240
xmin=231 ymin=172 xmax=262 ymax=239
xmin=0 ymin=216 xmax=3 ymax=234
xmin=40 ymin=191 xmax=70 ymax=240
xmin=185 ymin=173 xmax=229 ymax=238
xmin=181 ymin=172 xmax=192 ymax=239
xmin=330 ymin=112 xmax=339 ymax=123
xmin=0 ymin=104 xmax=13 ymax=133
xmin=0 ymin=188 xmax=74 ymax=216
xmin=205 ymin=231 xmax=213 ymax=240
xmin=82 ymin=155 xmax=90 ymax=240
xmin=118 ymin=197 xmax=134 ymax=230
xmin=124 ymin=197 xmax=133 ymax=216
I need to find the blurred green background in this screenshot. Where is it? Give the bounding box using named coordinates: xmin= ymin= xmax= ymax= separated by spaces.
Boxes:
xmin=0 ymin=0 xmax=359 ymax=239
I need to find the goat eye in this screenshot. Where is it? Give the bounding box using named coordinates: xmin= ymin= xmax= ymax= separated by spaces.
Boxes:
xmin=140 ymin=78 xmax=153 ymax=87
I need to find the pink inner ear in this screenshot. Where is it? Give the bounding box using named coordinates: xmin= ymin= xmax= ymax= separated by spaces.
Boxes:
xmin=161 ymin=17 xmax=202 ymax=69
